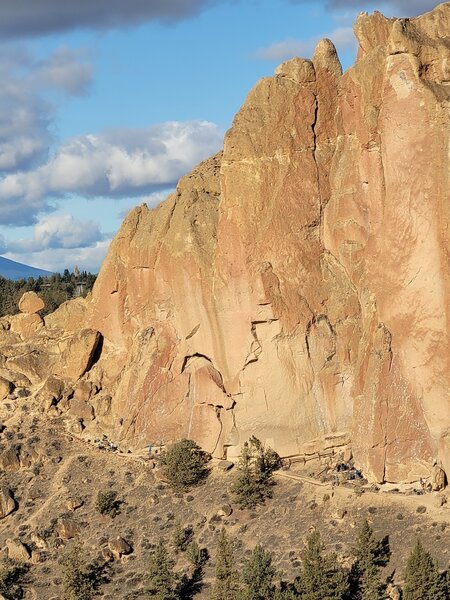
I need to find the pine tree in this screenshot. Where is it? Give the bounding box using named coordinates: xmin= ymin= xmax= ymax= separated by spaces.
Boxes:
xmin=160 ymin=439 xmax=209 ymax=492
xmin=294 ymin=530 xmax=349 ymax=600
xmin=146 ymin=540 xmax=180 ymax=600
xmin=231 ymin=437 xmax=280 ymax=509
xmin=61 ymin=544 xmax=97 ymax=600
xmin=351 ymin=519 xmax=390 ymax=600
xmin=239 ymin=544 xmax=277 ymax=600
xmin=212 ymin=529 xmax=240 ymax=600
xmin=403 ymin=539 xmax=447 ymax=600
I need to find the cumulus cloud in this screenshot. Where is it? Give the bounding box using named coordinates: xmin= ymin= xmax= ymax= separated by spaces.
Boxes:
xmin=0 ymin=46 xmax=92 ymax=176
xmin=32 ymin=47 xmax=93 ymax=96
xmin=0 ymin=121 xmax=223 ymax=226
xmin=289 ymin=0 xmax=441 ymax=17
xmin=7 ymin=214 xmax=103 ymax=253
xmin=2 ymin=214 xmax=108 ymax=272
xmin=256 ymin=26 xmax=355 ymax=61
xmin=5 ymin=239 xmax=111 ymax=274
xmin=0 ymin=0 xmax=224 ymax=39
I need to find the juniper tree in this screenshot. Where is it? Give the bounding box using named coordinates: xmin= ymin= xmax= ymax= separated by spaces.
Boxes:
xmin=231 ymin=437 xmax=281 ymax=509
xmin=294 ymin=530 xmax=349 ymax=600
xmin=0 ymin=558 xmax=27 ymax=600
xmin=147 ymin=540 xmax=180 ymax=600
xmin=160 ymin=439 xmax=209 ymax=492
xmin=350 ymin=519 xmax=390 ymax=600
xmin=239 ymin=544 xmax=277 ymax=600
xmin=403 ymin=539 xmax=447 ymax=600
xmin=172 ymin=522 xmax=193 ymax=552
xmin=61 ymin=544 xmax=97 ymax=600
xmin=212 ymin=529 xmax=240 ymax=600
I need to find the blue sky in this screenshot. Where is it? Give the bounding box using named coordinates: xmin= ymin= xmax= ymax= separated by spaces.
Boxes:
xmin=0 ymin=0 xmax=440 ymax=272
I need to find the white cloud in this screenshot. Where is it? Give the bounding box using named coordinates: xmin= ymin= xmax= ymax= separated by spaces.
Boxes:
xmin=0 ymin=45 xmax=92 ymax=179
xmin=0 ymin=121 xmax=224 ymax=226
xmin=5 ymin=239 xmax=111 ymax=274
xmin=255 ymin=26 xmax=355 ymax=61
xmin=118 ymin=189 xmax=174 ymax=219
xmin=7 ymin=214 xmax=103 ymax=253
xmin=32 ymin=47 xmax=93 ymax=96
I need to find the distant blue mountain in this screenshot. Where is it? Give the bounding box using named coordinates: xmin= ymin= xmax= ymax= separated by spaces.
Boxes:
xmin=0 ymin=256 xmax=53 ymax=281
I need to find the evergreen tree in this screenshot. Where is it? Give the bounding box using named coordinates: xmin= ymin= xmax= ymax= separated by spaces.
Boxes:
xmin=212 ymin=529 xmax=240 ymax=600
xmin=231 ymin=437 xmax=281 ymax=509
xmin=61 ymin=544 xmax=97 ymax=600
xmin=239 ymin=544 xmax=277 ymax=600
xmin=294 ymin=530 xmax=349 ymax=600
xmin=403 ymin=539 xmax=447 ymax=600
xmin=147 ymin=540 xmax=180 ymax=600
xmin=160 ymin=439 xmax=209 ymax=492
xmin=273 ymin=589 xmax=298 ymax=600
xmin=0 ymin=558 xmax=27 ymax=600
xmin=351 ymin=519 xmax=390 ymax=600
xmin=172 ymin=522 xmax=193 ymax=552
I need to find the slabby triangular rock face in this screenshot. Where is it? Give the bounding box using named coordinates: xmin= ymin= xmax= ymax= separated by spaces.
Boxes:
xmin=84 ymin=3 xmax=450 ymax=483
xmin=2 ymin=4 xmax=449 ymax=485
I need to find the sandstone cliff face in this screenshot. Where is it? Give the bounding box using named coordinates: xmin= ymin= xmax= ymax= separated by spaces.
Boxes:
xmin=83 ymin=3 xmax=449 ymax=482
xmin=1 ymin=4 xmax=448 ymax=484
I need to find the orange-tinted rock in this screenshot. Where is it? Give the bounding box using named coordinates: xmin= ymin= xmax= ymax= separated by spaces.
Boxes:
xmin=9 ymin=313 xmax=44 ymax=339
xmin=18 ymin=291 xmax=44 ymax=314
xmin=52 ymin=329 xmax=101 ymax=380
xmin=0 ymin=376 xmax=13 ymax=400
xmin=0 ymin=486 xmax=16 ymax=519
xmin=0 ymin=5 xmax=447 ymax=485
xmin=78 ymin=4 xmax=450 ymax=483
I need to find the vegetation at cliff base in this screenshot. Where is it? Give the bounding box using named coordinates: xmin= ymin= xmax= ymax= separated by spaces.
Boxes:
xmin=0 ymin=270 xmax=96 ymax=317
xmin=159 ymin=439 xmax=210 ymax=491
xmin=231 ymin=436 xmax=281 ymax=509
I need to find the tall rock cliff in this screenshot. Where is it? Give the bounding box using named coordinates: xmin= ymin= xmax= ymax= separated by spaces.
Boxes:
xmin=3 ymin=4 xmax=449 ymax=484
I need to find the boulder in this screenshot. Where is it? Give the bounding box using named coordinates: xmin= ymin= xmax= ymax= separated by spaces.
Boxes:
xmin=53 ymin=329 xmax=101 ymax=380
xmin=66 ymin=497 xmax=84 ymax=511
xmin=0 ymin=377 xmax=13 ymax=400
xmin=31 ymin=532 xmax=49 ymax=550
xmin=0 ymin=448 xmax=21 ymax=472
xmin=6 ymin=539 xmax=30 ymax=561
xmin=432 ymin=464 xmax=446 ymax=492
xmin=0 ymin=486 xmax=16 ymax=518
xmin=18 ymin=291 xmax=44 ymax=314
xmin=108 ymin=537 xmax=132 ymax=559
xmin=9 ymin=313 xmax=44 ymax=340
xmin=218 ymin=504 xmax=233 ymax=517
xmin=69 ymin=398 xmax=94 ymax=422
xmin=56 ymin=516 xmax=81 ymax=539
xmin=37 ymin=376 xmax=65 ymax=410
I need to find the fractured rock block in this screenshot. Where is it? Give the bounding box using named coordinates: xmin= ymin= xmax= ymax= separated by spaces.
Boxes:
xmin=53 ymin=329 xmax=101 ymax=380
xmin=18 ymin=291 xmax=45 ymax=314
xmin=0 ymin=486 xmax=16 ymax=518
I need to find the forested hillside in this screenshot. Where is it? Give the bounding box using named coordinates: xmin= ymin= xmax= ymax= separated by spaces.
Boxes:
xmin=0 ymin=270 xmax=97 ymax=317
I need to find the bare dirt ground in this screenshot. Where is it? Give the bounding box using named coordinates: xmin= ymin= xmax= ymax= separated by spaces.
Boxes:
xmin=1 ymin=392 xmax=449 ymax=599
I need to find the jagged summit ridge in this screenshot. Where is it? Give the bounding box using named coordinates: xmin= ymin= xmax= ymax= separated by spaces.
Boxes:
xmin=1 ymin=4 xmax=449 ymax=485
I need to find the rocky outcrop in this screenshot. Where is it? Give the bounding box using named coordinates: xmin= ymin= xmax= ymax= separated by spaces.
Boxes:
xmin=18 ymin=291 xmax=44 ymax=314
xmin=0 ymin=486 xmax=16 ymax=519
xmin=78 ymin=3 xmax=449 ymax=484
xmin=0 ymin=5 xmax=448 ymax=485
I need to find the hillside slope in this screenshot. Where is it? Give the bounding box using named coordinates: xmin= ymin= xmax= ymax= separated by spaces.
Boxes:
xmin=0 ymin=256 xmax=52 ymax=280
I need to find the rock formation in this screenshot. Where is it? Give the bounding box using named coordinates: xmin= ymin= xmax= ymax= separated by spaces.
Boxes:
xmin=0 ymin=4 xmax=449 ymax=484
